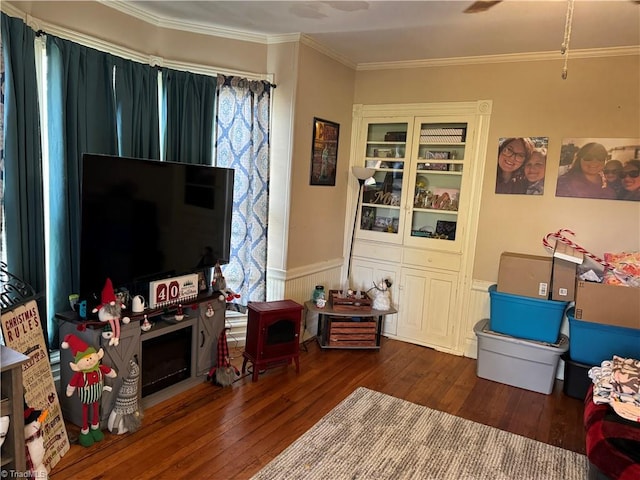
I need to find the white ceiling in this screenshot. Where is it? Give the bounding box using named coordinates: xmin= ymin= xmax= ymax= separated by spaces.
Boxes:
xmin=105 ymin=1 xmax=640 ymax=66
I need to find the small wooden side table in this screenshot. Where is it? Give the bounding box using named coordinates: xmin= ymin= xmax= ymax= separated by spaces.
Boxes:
xmin=305 ymin=301 xmax=397 ymax=350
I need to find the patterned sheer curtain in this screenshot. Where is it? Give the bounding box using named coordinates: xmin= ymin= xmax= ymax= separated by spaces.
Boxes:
xmin=215 ymin=75 xmax=272 ymax=305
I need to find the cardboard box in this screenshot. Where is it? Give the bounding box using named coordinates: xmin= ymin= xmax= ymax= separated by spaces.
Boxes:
xmin=574 ymin=281 xmax=640 ymax=330
xmin=551 ymin=258 xmax=577 ymax=301
xmin=497 ymin=252 xmax=552 ymax=299
xmin=553 ymin=242 xmax=584 ymax=264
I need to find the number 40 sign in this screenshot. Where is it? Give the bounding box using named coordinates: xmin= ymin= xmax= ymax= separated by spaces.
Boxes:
xmin=148 ymin=273 xmax=199 ymax=309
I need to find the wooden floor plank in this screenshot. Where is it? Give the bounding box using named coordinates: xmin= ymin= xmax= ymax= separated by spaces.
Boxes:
xmin=50 ymin=338 xmax=586 ymax=479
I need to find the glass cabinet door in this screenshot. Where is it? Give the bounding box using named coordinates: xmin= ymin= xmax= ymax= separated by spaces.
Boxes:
xmin=405 ymin=120 xmax=470 ymax=250
xmin=357 ymin=119 xmax=411 ymax=244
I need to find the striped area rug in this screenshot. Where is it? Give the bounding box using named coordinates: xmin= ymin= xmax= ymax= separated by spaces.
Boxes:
xmin=252 ymin=387 xmax=588 ymax=480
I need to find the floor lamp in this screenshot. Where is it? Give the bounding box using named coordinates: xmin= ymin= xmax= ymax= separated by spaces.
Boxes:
xmin=347 ymin=166 xmax=376 ymax=284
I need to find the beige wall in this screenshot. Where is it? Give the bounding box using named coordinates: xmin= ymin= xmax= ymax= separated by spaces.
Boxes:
xmin=287 ymin=43 xmax=356 ymax=269
xmin=5 ymin=1 xmax=640 ymax=285
xmin=354 ymin=56 xmax=640 ymax=281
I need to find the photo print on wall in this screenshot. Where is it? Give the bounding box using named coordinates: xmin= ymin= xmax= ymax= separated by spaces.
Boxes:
xmin=555 ymin=138 xmax=640 ymax=201
xmin=310 ymin=118 xmax=340 ymax=186
xmin=495 ymin=137 xmax=549 ymax=195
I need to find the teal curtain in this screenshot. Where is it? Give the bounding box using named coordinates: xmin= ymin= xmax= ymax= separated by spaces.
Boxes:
xmin=215 ymin=75 xmax=272 ymax=304
xmin=46 ymin=36 xmax=118 ymax=345
xmin=162 ymin=68 xmax=216 ymax=164
xmin=114 ymin=58 xmax=160 ymax=159
xmin=1 ymin=13 xmax=47 ymax=328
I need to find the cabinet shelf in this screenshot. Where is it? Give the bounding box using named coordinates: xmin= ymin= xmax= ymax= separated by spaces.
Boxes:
xmin=362 ymin=202 xmax=401 ymax=210
xmin=413 ymin=208 xmax=458 ymax=215
xmin=366 ymin=166 xmax=404 ymax=171
xmin=367 ymin=141 xmax=406 ymax=145
xmin=415 ymin=170 xmax=462 ymax=176
xmin=419 ymin=142 xmax=466 ymax=147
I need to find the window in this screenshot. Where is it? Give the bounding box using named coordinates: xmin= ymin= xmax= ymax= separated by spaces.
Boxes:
xmin=1 ymin=14 xmax=271 ymax=346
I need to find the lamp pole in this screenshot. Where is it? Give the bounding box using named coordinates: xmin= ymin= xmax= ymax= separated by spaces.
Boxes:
xmin=347 ymin=166 xmax=375 ymax=284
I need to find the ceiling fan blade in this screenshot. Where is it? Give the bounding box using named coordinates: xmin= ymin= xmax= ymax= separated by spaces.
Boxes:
xmin=464 ymin=1 xmax=502 ymax=14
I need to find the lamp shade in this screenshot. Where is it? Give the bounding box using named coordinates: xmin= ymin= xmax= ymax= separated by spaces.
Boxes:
xmin=352 ymin=166 xmax=375 ymax=181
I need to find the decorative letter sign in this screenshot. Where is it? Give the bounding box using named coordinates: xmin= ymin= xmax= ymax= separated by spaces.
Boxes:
xmin=1 ymin=301 xmax=70 ymax=472
xmin=148 ymin=273 xmax=199 ymax=309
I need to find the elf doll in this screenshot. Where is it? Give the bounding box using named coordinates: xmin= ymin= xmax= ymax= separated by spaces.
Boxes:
xmin=62 ymin=334 xmax=117 ymax=447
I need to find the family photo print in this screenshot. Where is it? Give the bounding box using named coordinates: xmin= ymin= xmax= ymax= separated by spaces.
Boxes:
xmin=495 ymin=137 xmax=549 ymax=195
xmin=555 ymin=138 xmax=640 ymax=201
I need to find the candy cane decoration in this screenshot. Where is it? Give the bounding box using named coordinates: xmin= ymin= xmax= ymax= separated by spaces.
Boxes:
xmin=542 ymin=229 xmax=613 ymax=270
xmin=543 ymin=229 xmax=639 ymax=287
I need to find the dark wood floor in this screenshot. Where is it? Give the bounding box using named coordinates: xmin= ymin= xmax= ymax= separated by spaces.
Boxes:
xmin=50 ymin=336 xmax=585 ymax=479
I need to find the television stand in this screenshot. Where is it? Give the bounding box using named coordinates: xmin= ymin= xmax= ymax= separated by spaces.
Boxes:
xmin=56 ymin=290 xmax=226 ymax=428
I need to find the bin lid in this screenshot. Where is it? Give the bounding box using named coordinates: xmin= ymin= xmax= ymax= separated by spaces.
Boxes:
xmin=474 ymin=318 xmax=569 ymax=351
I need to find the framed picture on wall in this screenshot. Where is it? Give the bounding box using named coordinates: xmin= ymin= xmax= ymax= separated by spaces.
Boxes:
xmin=495 ymin=137 xmax=549 ymax=195
xmin=310 ymin=118 xmax=340 ymax=186
xmin=555 ymin=137 xmax=640 ymax=201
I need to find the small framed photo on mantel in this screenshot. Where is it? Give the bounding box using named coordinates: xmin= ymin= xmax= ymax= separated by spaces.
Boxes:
xmin=310 ymin=117 xmax=339 ymax=186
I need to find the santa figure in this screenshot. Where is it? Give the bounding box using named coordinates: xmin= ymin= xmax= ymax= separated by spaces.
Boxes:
xmin=92 ymin=278 xmax=130 ymax=346
xmin=62 ymin=334 xmax=117 ymax=447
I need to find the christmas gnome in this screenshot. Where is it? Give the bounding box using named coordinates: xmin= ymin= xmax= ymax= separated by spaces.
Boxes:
xmin=62 ymin=334 xmax=117 ymax=447
xmin=107 ymin=357 xmax=143 ymax=435
xmin=92 ymin=278 xmax=130 ymax=346
xmin=211 ymin=261 xmax=241 ymax=303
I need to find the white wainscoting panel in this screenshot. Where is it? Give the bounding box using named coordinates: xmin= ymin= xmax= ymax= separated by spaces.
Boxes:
xmin=267 ymin=258 xmax=345 ymax=342
xmin=463 ymin=280 xmax=493 ymax=359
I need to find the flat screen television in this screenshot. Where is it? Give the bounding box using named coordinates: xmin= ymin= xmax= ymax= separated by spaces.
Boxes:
xmin=79 ymin=153 xmax=234 ymax=310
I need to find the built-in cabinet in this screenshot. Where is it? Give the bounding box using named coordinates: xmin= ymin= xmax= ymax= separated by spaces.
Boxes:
xmin=348 ymin=101 xmax=492 ymax=353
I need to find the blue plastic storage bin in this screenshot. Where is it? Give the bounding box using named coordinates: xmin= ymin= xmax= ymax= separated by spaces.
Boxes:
xmin=489 ymin=284 xmax=568 ymax=343
xmin=567 ymin=308 xmax=640 ymax=366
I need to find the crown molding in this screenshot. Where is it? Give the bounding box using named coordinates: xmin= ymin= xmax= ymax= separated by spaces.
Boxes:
xmin=299 ymin=34 xmax=357 ymax=70
xmin=0 ymin=2 xmax=269 ymax=81
xmin=267 ymin=33 xmax=303 ymax=45
xmin=1 ymin=2 xmax=22 ymax=18
xmin=100 ymin=1 xmax=356 ymax=69
xmin=99 ymin=0 xmax=269 ymax=44
xmin=356 ymin=46 xmax=640 ymax=71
